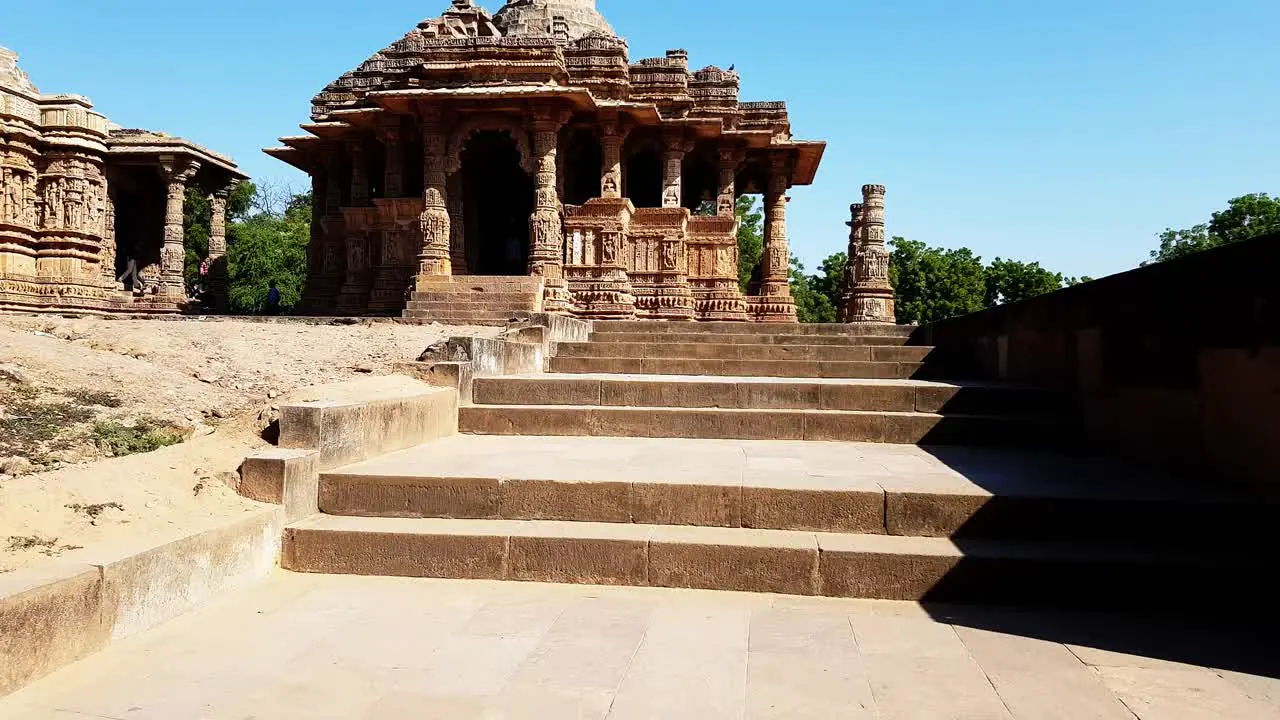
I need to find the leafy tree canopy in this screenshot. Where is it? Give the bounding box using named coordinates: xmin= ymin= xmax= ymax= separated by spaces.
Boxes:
xmin=736 ymin=195 xmax=763 ymax=294
xmin=182 ymin=181 xmax=311 ymax=314
xmin=1148 ymin=193 xmax=1280 ymax=263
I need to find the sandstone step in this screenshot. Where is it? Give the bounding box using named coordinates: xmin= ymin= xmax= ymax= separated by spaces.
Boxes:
xmin=315 ymin=435 xmax=1248 ymax=543
xmin=406 ymin=300 xmax=540 ymax=313
xmin=281 ymin=515 xmax=1250 ymax=608
xmin=592 ymin=321 xmax=916 ymax=338
xmin=400 ymin=314 xmax=522 ymax=327
xmin=590 ymin=331 xmax=912 ymax=346
xmin=403 ymin=309 xmax=530 ymax=322
xmin=549 ymin=356 xmax=925 ymax=379
xmin=472 ymin=375 xmax=1066 ymax=415
xmin=458 ymin=404 xmax=1075 ymax=446
xmin=554 ymin=341 xmax=933 ymax=363
xmin=416 ymin=275 xmax=544 ymax=289
xmin=409 ymin=292 xmax=541 ymax=303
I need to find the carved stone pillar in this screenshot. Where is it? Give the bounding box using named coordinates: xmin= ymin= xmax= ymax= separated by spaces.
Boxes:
xmin=662 ymin=131 xmax=688 ymax=209
xmin=417 ymin=109 xmax=452 ymax=280
xmin=837 ymin=202 xmax=864 ymax=323
xmin=348 ymin=139 xmax=369 ymax=208
xmin=716 ymin=147 xmax=742 ymax=218
xmin=528 ymin=106 xmax=571 ymax=313
xmin=447 ymin=172 xmax=465 ymax=274
xmin=750 ymin=153 xmax=796 ymax=322
xmin=206 ymin=182 xmax=234 ymax=312
xmin=305 ymin=149 xmax=347 ymax=314
xmin=158 ymin=156 xmax=199 ymax=302
xmin=600 ymin=114 xmax=625 ymax=199
xmin=377 ymin=126 xmax=404 ymax=199
xmin=846 ymin=184 xmax=896 ymax=323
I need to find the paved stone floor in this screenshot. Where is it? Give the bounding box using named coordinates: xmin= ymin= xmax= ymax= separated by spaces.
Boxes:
xmin=1 ymin=573 xmax=1276 ymax=719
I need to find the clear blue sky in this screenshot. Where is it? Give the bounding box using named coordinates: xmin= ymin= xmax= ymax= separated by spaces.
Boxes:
xmin=6 ymin=0 xmax=1278 ymax=279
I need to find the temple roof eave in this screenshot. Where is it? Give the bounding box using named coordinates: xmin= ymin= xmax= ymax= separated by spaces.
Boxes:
xmin=107 ymin=142 xmax=249 ymax=180
xmin=263 ymin=147 xmax=314 ymax=173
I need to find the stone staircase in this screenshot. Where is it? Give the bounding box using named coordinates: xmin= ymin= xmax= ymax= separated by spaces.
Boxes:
xmin=402 ymin=276 xmax=544 ymax=325
xmin=282 ymin=321 xmax=1265 ymax=608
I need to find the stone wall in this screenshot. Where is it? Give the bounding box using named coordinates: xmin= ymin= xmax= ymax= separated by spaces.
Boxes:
xmin=918 ymin=232 xmax=1280 ymax=498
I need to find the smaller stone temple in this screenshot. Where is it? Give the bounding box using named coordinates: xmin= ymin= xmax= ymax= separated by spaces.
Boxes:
xmin=0 ymin=46 xmax=247 ymax=314
xmin=266 ymin=0 xmax=826 ymax=322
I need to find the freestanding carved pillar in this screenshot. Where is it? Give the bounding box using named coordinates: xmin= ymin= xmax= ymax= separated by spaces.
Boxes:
xmin=846 ymin=184 xmax=896 ymax=323
xmin=447 ymin=173 xmax=465 ymax=274
xmin=600 ymin=114 xmax=625 ymax=200
xmin=158 ymin=156 xmax=199 ymax=302
xmin=206 ymin=182 xmax=234 ymax=312
xmin=837 ymin=202 xmax=863 ymax=323
xmin=750 ymin=153 xmax=797 ymax=322
xmin=662 ymin=131 xmax=687 ymax=209
xmin=528 ymin=106 xmax=571 ymax=313
xmin=417 ymin=109 xmax=452 ymax=280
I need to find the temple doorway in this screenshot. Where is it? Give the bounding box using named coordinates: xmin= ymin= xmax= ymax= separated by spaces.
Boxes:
xmin=107 ymin=166 xmax=165 ymax=292
xmin=460 ymin=131 xmax=533 ymax=276
xmin=623 ymin=145 xmax=662 ymax=209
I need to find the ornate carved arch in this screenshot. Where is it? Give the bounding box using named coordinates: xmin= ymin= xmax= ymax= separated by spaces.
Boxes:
xmin=444 ymin=117 xmax=536 ymax=176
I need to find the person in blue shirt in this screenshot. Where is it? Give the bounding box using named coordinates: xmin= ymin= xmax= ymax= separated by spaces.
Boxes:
xmin=265 ymin=283 xmax=282 ymax=315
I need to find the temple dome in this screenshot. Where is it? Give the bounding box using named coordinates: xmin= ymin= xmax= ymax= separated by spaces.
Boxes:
xmin=492 ymin=0 xmax=615 ymax=40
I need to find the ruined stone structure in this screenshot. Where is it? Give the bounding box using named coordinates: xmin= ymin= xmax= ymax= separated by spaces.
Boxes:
xmin=266 ymin=0 xmax=825 ymax=322
xmin=840 ymin=184 xmax=896 ymax=323
xmin=0 ymin=47 xmax=247 ymax=315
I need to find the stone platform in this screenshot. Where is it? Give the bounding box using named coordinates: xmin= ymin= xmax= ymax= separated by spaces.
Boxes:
xmin=1 ymin=573 xmax=1276 ymax=719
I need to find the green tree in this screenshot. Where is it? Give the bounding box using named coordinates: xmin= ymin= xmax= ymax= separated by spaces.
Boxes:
xmin=1208 ymin=193 xmax=1280 ymax=244
xmin=813 ymin=252 xmax=847 ymax=312
xmin=225 ymin=188 xmax=311 ymax=314
xmin=736 ymin=195 xmax=763 ymax=293
xmin=1148 ymin=224 xmax=1220 ymax=263
xmin=1148 ymin=193 xmax=1280 ymax=263
xmin=789 ymin=256 xmax=837 ymax=324
xmin=984 ymin=257 xmax=1065 ymax=306
xmin=889 ymin=237 xmax=986 ymax=324
xmin=183 ymin=181 xmax=256 ymax=289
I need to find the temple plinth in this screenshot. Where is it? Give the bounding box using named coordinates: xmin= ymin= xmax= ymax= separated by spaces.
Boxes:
xmin=265 ymin=0 xmax=826 ymax=321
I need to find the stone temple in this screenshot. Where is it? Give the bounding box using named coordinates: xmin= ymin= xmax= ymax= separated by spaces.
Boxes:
xmin=0 ymin=47 xmax=247 ymax=314
xmin=265 ymin=0 xmax=830 ymax=323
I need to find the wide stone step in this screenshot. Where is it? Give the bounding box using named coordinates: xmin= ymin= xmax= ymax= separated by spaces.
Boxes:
xmin=400 ymin=314 xmax=521 ymax=327
xmin=590 ymin=331 xmax=912 ymax=346
xmin=554 ymin=342 xmax=932 ymax=362
xmin=410 ymin=292 xmax=541 ymax=303
xmin=406 ymin=300 xmax=540 ymax=313
xmin=281 ymin=515 xmax=1250 ymax=607
xmin=416 ymin=276 xmax=544 ymax=290
xmin=403 ymin=309 xmax=530 ymax=322
xmin=315 ymin=435 xmax=1253 ymax=544
xmin=472 ymin=375 xmax=1066 ymax=415
xmin=549 ymin=356 xmax=925 ymax=379
xmin=592 ymin=321 xmax=916 ymax=337
xmin=458 ymin=404 xmax=1074 ymax=446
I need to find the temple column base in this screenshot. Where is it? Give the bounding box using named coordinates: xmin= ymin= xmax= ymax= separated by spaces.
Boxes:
xmin=747 ymin=295 xmax=798 ymax=323
xmin=368 ymin=265 xmax=414 ymax=313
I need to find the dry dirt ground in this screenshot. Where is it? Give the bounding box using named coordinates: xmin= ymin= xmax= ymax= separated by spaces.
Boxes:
xmin=0 ymin=315 xmax=498 ymax=573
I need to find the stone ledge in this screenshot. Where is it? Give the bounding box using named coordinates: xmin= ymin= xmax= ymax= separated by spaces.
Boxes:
xmin=277 ymin=376 xmax=458 ymax=470
xmin=0 ymin=508 xmax=284 ymax=697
